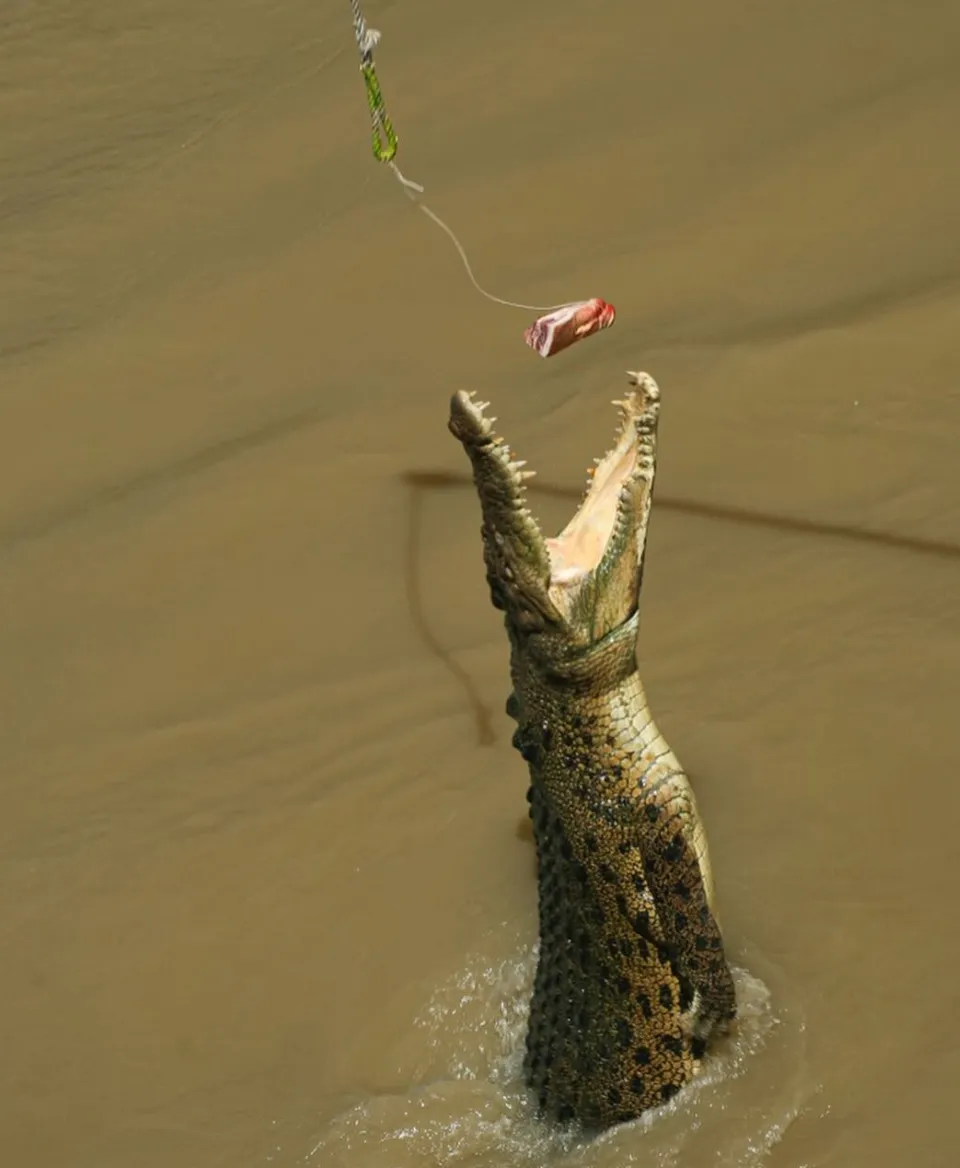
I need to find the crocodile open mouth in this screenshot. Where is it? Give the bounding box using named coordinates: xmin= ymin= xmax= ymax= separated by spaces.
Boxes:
xmin=448 ymin=372 xmax=661 ymax=631
xmin=545 ymin=413 xmax=643 ymax=589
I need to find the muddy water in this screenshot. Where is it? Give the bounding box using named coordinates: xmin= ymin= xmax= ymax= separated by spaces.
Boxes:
xmin=2 ymin=1 xmax=959 ymax=1165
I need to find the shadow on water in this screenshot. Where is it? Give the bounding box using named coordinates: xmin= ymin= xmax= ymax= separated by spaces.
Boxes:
xmin=401 ymin=466 xmax=960 ymax=746
xmin=3 ymin=395 xmax=956 ymax=755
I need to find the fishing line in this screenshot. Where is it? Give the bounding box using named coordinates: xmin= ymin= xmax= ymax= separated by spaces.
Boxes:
xmin=345 ymin=0 xmax=616 ymax=357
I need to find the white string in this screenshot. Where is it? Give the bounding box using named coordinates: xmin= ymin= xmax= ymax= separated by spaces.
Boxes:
xmin=388 ymin=161 xmax=576 ymax=315
xmin=349 ymin=0 xmax=575 ymax=317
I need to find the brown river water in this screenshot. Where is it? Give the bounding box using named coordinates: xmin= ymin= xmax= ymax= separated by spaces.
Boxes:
xmin=2 ymin=2 xmax=960 ymax=1165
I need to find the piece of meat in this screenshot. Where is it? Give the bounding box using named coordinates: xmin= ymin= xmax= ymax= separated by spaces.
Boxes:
xmin=524 ymin=298 xmax=616 ymax=358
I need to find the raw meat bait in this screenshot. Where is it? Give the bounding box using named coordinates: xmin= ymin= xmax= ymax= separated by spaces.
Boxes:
xmin=523 ymin=299 xmax=616 ymax=358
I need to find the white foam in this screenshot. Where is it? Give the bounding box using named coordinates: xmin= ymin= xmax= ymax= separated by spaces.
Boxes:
xmin=304 ymin=929 xmax=810 ymax=1168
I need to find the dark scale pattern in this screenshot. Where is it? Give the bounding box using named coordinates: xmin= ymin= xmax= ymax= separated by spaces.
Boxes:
xmin=639 ymin=796 xmax=738 ymax=1038
xmin=512 ymin=655 xmax=737 ymax=1132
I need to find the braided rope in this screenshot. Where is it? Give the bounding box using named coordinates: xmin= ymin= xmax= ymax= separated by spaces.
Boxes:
xmin=348 ymin=0 xmax=396 ymax=161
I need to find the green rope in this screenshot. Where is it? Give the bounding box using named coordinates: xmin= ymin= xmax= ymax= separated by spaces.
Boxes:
xmin=348 ymin=0 xmax=398 ymax=163
xmin=361 ymin=61 xmax=397 ymax=163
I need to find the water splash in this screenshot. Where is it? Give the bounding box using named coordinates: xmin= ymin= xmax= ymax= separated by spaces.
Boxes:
xmin=305 ymin=928 xmax=808 ymax=1168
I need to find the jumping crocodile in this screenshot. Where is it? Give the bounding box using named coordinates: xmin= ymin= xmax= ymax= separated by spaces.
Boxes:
xmin=448 ymin=371 xmax=737 ymax=1130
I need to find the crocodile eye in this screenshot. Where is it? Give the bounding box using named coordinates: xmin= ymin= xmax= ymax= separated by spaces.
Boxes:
xmin=487 ymin=577 xmax=508 ymax=610
xmin=512 ymin=600 xmax=545 ymax=633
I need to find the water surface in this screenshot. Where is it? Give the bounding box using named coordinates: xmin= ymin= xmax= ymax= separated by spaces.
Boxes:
xmin=2 ymin=2 xmax=959 ymax=1165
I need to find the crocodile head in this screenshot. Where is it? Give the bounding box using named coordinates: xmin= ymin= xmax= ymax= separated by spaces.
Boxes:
xmin=448 ymin=371 xmax=660 ymax=650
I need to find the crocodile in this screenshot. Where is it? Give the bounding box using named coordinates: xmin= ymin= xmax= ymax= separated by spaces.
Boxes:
xmin=448 ymin=371 xmax=737 ymax=1131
